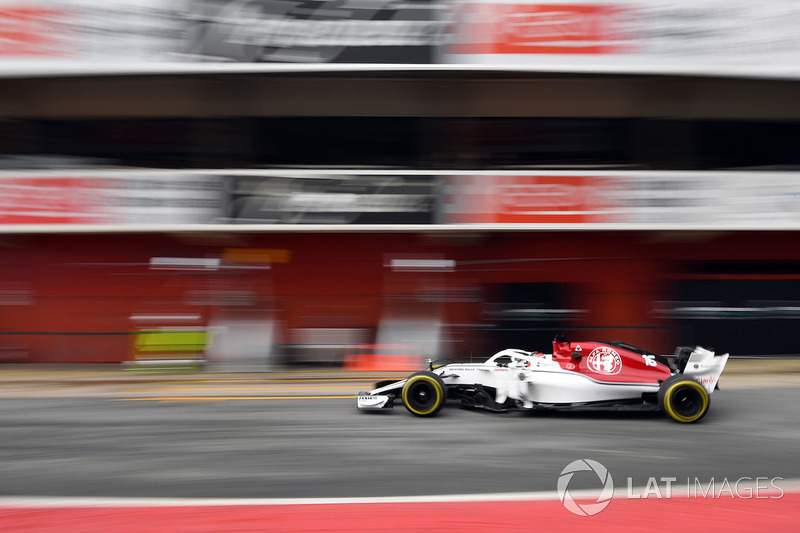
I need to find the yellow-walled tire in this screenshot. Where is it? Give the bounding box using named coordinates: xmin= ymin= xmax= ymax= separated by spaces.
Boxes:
xmin=658 ymin=376 xmax=710 ymax=423
xmin=402 ymin=371 xmax=446 ymax=417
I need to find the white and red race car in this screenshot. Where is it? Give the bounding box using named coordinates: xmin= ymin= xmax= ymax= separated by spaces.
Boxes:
xmin=357 ymin=335 xmax=729 ymax=423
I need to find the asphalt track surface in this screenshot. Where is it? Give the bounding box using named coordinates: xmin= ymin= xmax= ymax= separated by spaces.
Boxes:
xmin=1 ymin=371 xmax=799 ymax=532
xmin=1 ymin=382 xmax=799 ymax=499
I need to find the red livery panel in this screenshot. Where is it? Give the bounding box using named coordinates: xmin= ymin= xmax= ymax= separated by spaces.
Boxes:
xmin=552 ymin=340 xmax=672 ymax=384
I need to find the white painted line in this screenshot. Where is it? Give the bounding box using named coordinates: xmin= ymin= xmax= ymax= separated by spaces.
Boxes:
xmin=1 ymin=478 xmax=799 ymax=508
xmin=1 ymin=62 xmax=799 ymax=81
xmin=4 ymin=222 xmax=800 ymax=234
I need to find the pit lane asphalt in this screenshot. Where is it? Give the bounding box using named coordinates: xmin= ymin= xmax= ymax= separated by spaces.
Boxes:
xmin=1 ymin=363 xmax=799 ymax=499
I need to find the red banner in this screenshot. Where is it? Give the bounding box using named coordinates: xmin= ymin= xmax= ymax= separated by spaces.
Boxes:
xmin=0 ymin=8 xmax=69 ymax=56
xmin=441 ymin=175 xmax=621 ymax=224
xmin=0 ymin=178 xmax=110 ymax=224
xmin=448 ymin=3 xmax=635 ymax=55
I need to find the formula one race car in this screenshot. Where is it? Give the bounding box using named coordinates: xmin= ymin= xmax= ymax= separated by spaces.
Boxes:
xmin=357 ymin=335 xmax=729 ymax=423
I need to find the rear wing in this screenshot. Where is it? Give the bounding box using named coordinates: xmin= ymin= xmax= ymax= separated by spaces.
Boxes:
xmin=677 ymin=346 xmax=729 ymax=394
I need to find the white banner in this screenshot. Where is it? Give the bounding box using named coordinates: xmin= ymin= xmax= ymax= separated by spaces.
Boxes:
xmin=0 ymin=171 xmax=222 ymax=225
xmin=0 ymin=0 xmax=182 ymax=64
xmin=440 ymin=171 xmax=800 ymax=229
xmin=1 ymin=0 xmax=800 ymax=78
xmin=1 ymin=169 xmax=800 ymax=231
xmin=440 ymin=0 xmax=800 ymax=78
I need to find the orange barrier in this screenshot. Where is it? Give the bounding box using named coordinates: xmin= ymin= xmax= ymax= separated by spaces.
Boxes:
xmin=344 ymin=352 xmax=422 ymax=372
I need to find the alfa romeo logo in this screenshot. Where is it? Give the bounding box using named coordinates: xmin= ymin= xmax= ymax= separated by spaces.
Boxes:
xmin=587 ymin=347 xmax=622 ymax=375
xmin=557 ymin=459 xmax=614 ymax=516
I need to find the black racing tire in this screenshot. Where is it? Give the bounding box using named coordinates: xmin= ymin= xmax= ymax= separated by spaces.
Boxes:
xmin=658 ymin=375 xmax=710 ymax=423
xmin=430 ymin=358 xmax=455 ymax=370
xmin=401 ymin=371 xmax=447 ymax=417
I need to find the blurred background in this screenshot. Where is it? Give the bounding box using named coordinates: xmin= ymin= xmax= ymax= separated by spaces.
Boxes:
xmin=2 ymin=0 xmax=800 ymax=370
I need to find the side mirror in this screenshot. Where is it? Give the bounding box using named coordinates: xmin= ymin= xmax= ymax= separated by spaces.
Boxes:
xmin=570 ymin=352 xmax=582 ymax=361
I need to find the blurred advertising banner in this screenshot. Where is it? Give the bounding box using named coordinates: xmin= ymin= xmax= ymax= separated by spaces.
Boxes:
xmin=0 ymin=6 xmax=69 ymax=56
xmin=618 ymin=174 xmax=800 ymax=228
xmin=221 ymin=174 xmax=437 ymax=224
xmin=440 ymin=173 xmax=800 ymax=228
xmin=182 ymin=0 xmax=450 ymax=63
xmin=103 ymin=174 xmax=222 ymax=225
xmin=442 ymin=0 xmax=800 ymax=77
xmin=0 ymin=173 xmax=222 ymax=225
xmin=0 ymin=0 xmax=450 ymax=69
xmin=3 ymin=0 xmax=800 ymax=75
xmin=0 ymin=0 xmax=182 ymax=64
xmin=445 ymin=2 xmax=634 ymax=56
xmin=440 ymin=174 xmax=621 ymax=224
xmin=0 ymin=177 xmax=108 ymax=224
xmin=3 ymin=170 xmax=800 ymax=229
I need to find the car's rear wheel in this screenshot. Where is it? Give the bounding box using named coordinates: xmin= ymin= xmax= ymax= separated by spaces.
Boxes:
xmin=658 ymin=376 xmax=710 ymax=423
xmin=402 ymin=371 xmax=446 ymax=417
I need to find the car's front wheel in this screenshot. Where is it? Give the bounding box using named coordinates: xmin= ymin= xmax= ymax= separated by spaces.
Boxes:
xmin=402 ymin=371 xmax=447 ymax=417
xmin=658 ymin=375 xmax=710 ymax=423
